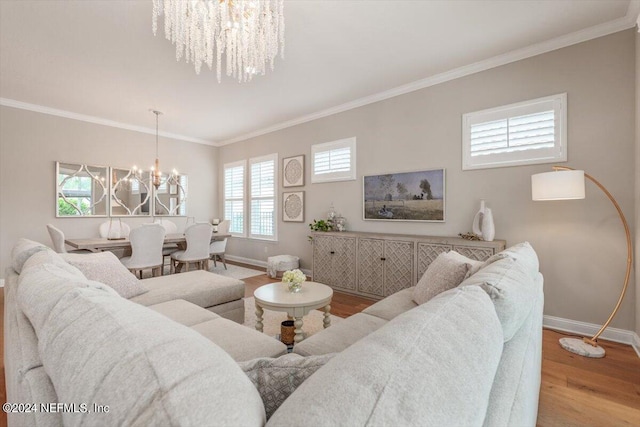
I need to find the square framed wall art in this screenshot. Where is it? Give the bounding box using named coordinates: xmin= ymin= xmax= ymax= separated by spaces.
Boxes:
xmin=283 ymin=155 xmax=304 ymax=187
xmin=283 ymin=191 xmax=304 ymax=222
xmin=363 ymin=168 xmax=445 ymax=222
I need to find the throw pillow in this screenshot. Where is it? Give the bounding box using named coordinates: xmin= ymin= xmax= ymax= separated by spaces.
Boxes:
xmin=61 ymin=251 xmax=148 ymax=299
xmin=413 ymin=251 xmax=471 ymax=305
xmin=445 ymin=250 xmax=485 ymax=278
xmin=239 ymin=353 xmax=336 ymax=419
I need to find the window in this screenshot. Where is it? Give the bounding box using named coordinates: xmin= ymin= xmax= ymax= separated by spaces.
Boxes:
xmin=462 ymin=93 xmax=567 ymax=170
xmin=224 ymin=160 xmax=246 ymax=236
xmin=250 ymin=154 xmax=277 ymax=240
xmin=311 ymin=137 xmax=357 ymax=183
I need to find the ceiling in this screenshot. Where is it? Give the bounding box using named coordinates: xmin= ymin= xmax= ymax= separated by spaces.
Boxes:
xmin=0 ymin=1 xmax=637 ymax=146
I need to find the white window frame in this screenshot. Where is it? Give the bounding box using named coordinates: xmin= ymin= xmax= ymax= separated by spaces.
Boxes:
xmin=249 ymin=153 xmax=278 ymax=241
xmin=462 ymin=93 xmax=567 ymax=170
xmin=311 ymin=137 xmax=357 ymax=183
xmin=223 ymin=160 xmax=246 ymax=237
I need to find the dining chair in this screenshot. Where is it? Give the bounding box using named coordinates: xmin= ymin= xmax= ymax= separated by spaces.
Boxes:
xmin=209 ymin=220 xmax=230 ymax=270
xmin=46 ymin=224 xmax=91 ymax=254
xmin=120 ymin=224 xmax=166 ymax=278
xmin=154 ymin=218 xmax=179 ymax=269
xmin=98 ymin=219 xmax=131 ymax=239
xmin=170 ymin=222 xmax=212 ymax=273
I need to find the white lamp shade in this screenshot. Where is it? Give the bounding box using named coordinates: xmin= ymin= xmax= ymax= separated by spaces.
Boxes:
xmin=531 ymin=170 xmax=585 ymax=201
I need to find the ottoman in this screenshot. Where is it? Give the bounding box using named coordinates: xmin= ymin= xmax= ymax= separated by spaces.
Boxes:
xmin=267 ymin=255 xmax=300 ymax=278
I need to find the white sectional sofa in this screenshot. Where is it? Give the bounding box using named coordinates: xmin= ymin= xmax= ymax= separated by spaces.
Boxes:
xmin=5 ymin=239 xmax=543 ymax=426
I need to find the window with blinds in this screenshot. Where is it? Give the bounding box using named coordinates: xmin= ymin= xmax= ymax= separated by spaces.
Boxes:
xmin=311 ymin=137 xmax=357 ymax=183
xmin=224 ymin=160 xmax=246 ymax=236
xmin=250 ymin=154 xmax=277 ymax=240
xmin=462 ymin=93 xmax=567 ymax=170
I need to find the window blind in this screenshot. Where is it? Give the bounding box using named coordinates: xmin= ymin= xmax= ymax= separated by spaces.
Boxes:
xmin=224 ymin=163 xmax=245 ymax=235
xmin=470 ymin=110 xmax=555 ymax=157
xmin=462 ymin=93 xmax=566 ymax=170
xmin=313 ymin=147 xmax=351 ymax=175
xmin=250 ymin=155 xmax=276 ymax=239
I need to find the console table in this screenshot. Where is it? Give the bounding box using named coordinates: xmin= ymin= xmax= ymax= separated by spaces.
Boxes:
xmin=311 ymin=231 xmax=506 ymax=300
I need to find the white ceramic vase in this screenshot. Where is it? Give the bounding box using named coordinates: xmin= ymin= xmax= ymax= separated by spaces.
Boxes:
xmin=482 ymin=208 xmax=495 ymax=242
xmin=471 ymin=199 xmax=495 ymax=241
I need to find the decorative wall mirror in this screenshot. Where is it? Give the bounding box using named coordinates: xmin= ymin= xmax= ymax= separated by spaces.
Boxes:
xmin=56 ymin=162 xmax=108 ymax=217
xmin=110 ymin=167 xmax=152 ymax=216
xmin=154 ymin=172 xmax=188 ymax=216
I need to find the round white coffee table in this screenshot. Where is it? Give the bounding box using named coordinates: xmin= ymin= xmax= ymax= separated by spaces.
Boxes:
xmin=254 ymin=281 xmax=333 ymax=344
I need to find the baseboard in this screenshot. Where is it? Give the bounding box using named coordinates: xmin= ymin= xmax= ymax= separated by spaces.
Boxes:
xmin=543 ymin=314 xmax=637 ymax=346
xmin=632 ymin=333 xmax=640 ymax=359
xmin=225 ymin=255 xmax=312 ymax=277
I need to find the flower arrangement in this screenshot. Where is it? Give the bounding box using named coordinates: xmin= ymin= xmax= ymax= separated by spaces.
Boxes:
xmin=282 ymin=269 xmax=306 ymax=293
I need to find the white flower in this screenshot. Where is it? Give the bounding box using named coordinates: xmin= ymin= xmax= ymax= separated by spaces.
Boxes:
xmin=282 ymin=269 xmax=306 ymax=284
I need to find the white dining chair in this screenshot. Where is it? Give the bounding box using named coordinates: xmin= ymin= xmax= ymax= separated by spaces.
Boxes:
xmin=209 ymin=220 xmax=230 ymax=270
xmin=46 ymin=224 xmax=91 ymax=254
xmin=120 ymin=224 xmax=166 ymax=278
xmin=154 ymin=218 xmax=180 ymax=268
xmin=171 ymin=222 xmax=212 ymax=273
xmin=98 ymin=219 xmax=131 ymax=239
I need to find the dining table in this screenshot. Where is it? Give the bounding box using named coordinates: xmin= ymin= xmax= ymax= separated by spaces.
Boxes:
xmin=65 ymin=233 xmax=231 ymax=253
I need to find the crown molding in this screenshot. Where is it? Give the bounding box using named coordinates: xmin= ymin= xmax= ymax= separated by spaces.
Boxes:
xmin=220 ymin=6 xmax=640 ymax=146
xmin=0 ymin=98 xmax=218 ymax=147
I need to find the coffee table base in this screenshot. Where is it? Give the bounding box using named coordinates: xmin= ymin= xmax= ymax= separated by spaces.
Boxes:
xmin=254 ymin=301 xmax=332 ymax=344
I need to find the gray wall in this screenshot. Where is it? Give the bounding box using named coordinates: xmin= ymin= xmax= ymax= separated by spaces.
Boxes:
xmin=219 ymin=30 xmax=637 ymax=331
xmin=0 ymin=107 xmax=219 ymax=275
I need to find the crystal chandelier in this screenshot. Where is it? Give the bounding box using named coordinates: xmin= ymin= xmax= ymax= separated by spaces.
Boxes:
xmin=152 ymin=0 xmax=285 ymax=83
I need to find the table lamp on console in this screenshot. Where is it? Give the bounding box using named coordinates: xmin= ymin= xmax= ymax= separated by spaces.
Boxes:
xmin=531 ymin=166 xmax=632 ymax=358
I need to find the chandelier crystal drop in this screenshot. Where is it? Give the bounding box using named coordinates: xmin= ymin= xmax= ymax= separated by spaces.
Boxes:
xmin=152 ymin=0 xmax=285 ymax=83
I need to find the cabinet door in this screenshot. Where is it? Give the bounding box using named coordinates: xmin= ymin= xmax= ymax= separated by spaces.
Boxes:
xmin=417 ymin=243 xmax=451 ymax=282
xmin=332 ymin=236 xmax=357 ymax=290
xmin=383 ymin=240 xmax=414 ymax=296
xmin=358 ymin=238 xmax=385 ymax=297
xmin=312 ymin=235 xmax=334 ymax=286
xmin=453 ymin=245 xmax=494 ymax=261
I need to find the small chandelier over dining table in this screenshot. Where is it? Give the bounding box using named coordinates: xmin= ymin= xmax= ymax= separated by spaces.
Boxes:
xmin=152 ymin=0 xmax=285 ymax=83
xmin=151 ymin=109 xmax=163 ymax=189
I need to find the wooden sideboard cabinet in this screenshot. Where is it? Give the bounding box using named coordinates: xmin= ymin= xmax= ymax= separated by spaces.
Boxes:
xmin=311 ymin=234 xmax=357 ymax=292
xmin=311 ymin=231 xmax=506 ymax=300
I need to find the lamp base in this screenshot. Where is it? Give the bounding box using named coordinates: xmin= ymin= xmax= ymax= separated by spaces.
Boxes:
xmin=559 ymin=337 xmax=605 ymax=358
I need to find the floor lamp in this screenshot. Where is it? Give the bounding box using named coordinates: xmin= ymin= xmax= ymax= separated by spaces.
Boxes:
xmin=531 ymin=166 xmax=632 ymax=358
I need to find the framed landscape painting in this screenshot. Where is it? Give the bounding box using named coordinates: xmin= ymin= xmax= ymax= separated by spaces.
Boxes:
xmin=363 ymin=168 xmax=445 ymax=222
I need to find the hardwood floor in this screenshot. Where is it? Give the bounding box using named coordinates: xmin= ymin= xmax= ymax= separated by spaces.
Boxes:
xmin=1 ymin=263 xmax=638 ymax=427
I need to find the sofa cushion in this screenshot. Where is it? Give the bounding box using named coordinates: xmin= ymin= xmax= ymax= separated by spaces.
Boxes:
xmin=292 ymin=313 xmax=388 ymax=356
xmin=362 ymin=287 xmax=417 ymax=321
xmin=268 ymin=286 xmax=504 ymax=427
xmin=131 ymin=270 xmax=244 ymax=308
xmin=240 ymin=353 xmax=336 ymax=419
xmin=192 ymin=318 xmax=288 ymax=361
xmin=413 ymin=250 xmax=471 ymax=304
xmin=61 ymin=251 xmax=147 ymax=298
xmin=10 ymin=238 xmax=49 ymax=274
xmin=459 ymin=242 xmax=540 ymax=342
xmin=18 ymin=261 xmax=266 ymax=427
xmin=148 ymin=299 xmax=220 ymax=326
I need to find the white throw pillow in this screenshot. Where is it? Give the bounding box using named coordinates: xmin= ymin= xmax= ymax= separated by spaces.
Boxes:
xmin=61 ymin=251 xmax=147 ymax=298
xmin=446 ymin=250 xmax=485 ymax=278
xmin=413 ymin=251 xmax=471 ymax=305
